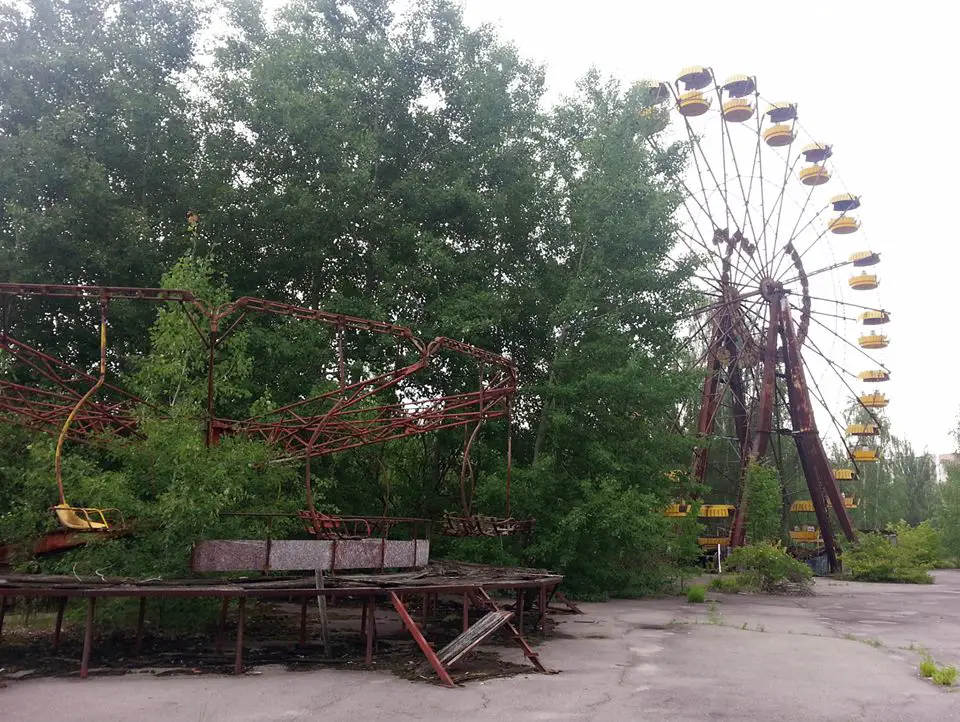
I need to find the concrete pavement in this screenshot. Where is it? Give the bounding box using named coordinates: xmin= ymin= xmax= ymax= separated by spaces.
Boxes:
xmin=3 ymin=572 xmax=959 ymax=721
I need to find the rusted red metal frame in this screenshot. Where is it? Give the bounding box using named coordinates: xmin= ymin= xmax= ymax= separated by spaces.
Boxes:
xmin=729 ymin=298 xmax=780 ymax=547
xmin=779 ymin=295 xmax=855 ymax=570
xmin=0 ymin=573 xmax=562 ymax=683
xmin=249 ymin=391 xmax=512 ymax=460
xmin=0 ymin=382 xmax=137 ymax=439
xmin=0 ymin=284 xmax=517 ymax=466
xmin=389 ymin=591 xmax=455 ymax=687
xmin=696 ymin=289 xmax=856 ymax=562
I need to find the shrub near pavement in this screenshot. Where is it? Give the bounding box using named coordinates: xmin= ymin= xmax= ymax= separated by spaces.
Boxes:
xmin=686 ymin=584 xmax=706 ymax=603
xmin=722 ymin=544 xmax=813 ymax=593
xmin=843 ymin=521 xmax=939 ymax=584
xmin=933 ymin=665 xmax=958 ymax=687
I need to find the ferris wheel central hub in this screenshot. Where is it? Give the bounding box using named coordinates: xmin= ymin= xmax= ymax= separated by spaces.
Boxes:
xmin=758 ymin=277 xmax=784 ymax=301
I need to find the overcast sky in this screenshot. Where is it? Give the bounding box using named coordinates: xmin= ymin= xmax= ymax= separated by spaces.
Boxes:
xmin=460 ymin=0 xmax=956 ymax=454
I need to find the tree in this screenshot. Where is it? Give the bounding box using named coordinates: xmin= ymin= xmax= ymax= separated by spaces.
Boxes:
xmin=0 ymin=0 xmax=206 ymax=368
xmin=0 ymin=0 xmax=700 ymax=598
xmin=938 ymin=466 xmax=960 ymax=562
xmin=743 ymin=461 xmax=782 ymax=544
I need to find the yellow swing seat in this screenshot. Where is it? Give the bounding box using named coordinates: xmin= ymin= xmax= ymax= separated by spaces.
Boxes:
xmin=53 ymin=503 xmax=115 ymax=531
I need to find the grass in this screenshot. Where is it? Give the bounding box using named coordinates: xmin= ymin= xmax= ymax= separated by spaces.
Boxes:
xmin=918 ymin=655 xmax=957 ymax=687
xmin=686 ymin=585 xmax=706 ymax=604
xmin=709 ymin=573 xmax=750 ymax=593
xmin=706 ymin=601 xmax=722 ymax=625
xmin=933 ymin=666 xmax=958 ymax=687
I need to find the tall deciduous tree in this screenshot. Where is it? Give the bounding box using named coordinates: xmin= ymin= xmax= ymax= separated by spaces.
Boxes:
xmin=0 ymin=0 xmax=205 ymax=361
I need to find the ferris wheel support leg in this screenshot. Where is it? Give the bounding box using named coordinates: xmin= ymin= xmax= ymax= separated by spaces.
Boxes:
xmin=779 ymin=296 xmax=857 ymax=570
xmin=794 ymin=433 xmax=839 ymax=571
xmin=730 ymin=299 xmax=781 ymax=548
xmin=691 ymin=330 xmax=724 ymax=485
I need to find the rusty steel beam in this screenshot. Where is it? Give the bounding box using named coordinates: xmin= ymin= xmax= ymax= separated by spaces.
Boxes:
xmin=0 ymin=282 xmax=197 ymax=304
xmin=389 ymin=591 xmax=456 ymax=687
xmin=0 ymin=285 xmax=518 ymax=480
xmin=779 ymin=296 xmax=855 ymax=570
xmin=730 ymin=297 xmax=780 ymax=548
xmin=691 ymin=324 xmax=725 ymax=486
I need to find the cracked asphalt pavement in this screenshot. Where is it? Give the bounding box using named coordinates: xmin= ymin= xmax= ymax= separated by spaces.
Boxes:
xmin=4 ymin=570 xmax=960 ymax=721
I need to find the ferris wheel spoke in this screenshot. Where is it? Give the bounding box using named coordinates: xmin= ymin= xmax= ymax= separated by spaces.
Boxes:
xmin=675 ymin=191 xmax=732 ymax=283
xmin=674 ymin=307 xmax=727 ymax=360
xmin=804 ymin=307 xmax=857 ymax=323
xmin=802 ymin=327 xmax=885 ymax=428
xmin=780 ymin=256 xmax=857 ymax=285
xmin=772 ymin=203 xmax=845 ymax=281
xmin=714 ymin=79 xmax=767 ymax=279
xmin=749 ymin=89 xmax=771 ymax=272
xmin=806 ymin=294 xmax=890 ymax=315
xmin=676 ymin=290 xmax=763 ymax=321
xmin=755 ymin=117 xmax=801 ymax=259
xmin=798 ymin=351 xmax=856 ymax=461
xmin=807 ymin=306 xmax=890 ymax=373
xmin=681 ymin=119 xmax=769 ymax=285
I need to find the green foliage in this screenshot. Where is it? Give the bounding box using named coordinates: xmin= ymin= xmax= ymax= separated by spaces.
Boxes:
xmin=891 ymin=520 xmax=941 ymax=568
xmin=743 ymin=462 xmax=782 ymax=545
xmin=937 ymin=466 xmax=960 ymax=562
xmin=920 ymin=659 xmax=937 ymax=678
xmin=686 ymin=584 xmax=706 ymax=603
xmin=0 ymin=0 xmax=700 ymax=598
xmin=708 ymin=573 xmax=750 ymax=593
xmin=933 ymin=665 xmax=958 ymax=687
xmin=724 ymin=544 xmax=813 ymax=593
xmin=841 ymin=523 xmax=938 ymax=584
xmin=519 ymin=474 xmax=686 ymax=599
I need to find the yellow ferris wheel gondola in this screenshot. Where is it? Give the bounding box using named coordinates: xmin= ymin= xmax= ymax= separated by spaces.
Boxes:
xmin=831 ymin=193 xmax=861 ymax=212
xmin=859 ymin=332 xmax=889 ymax=349
xmin=859 ymin=392 xmax=889 ymax=408
xmin=828 ymin=216 xmax=859 ymax=234
xmin=678 ymin=91 xmax=711 ymax=117
xmin=721 ymin=74 xmax=756 ymax=97
xmin=801 ymin=142 xmax=833 ymax=163
xmin=846 ymin=423 xmax=879 ymax=437
xmin=853 ymin=448 xmax=880 ymax=462
xmin=850 ymin=250 xmax=880 ymax=267
xmin=677 ymin=66 xmax=713 ymax=90
xmin=858 ymin=369 xmax=890 ymax=382
xmin=799 ymin=165 xmax=830 ymax=185
xmin=834 ymin=468 xmax=858 ymax=481
xmin=858 ymin=310 xmax=890 ymax=325
xmin=765 ymin=102 xmax=798 ymax=122
xmin=763 ymin=124 xmax=795 ymax=146
xmin=849 ymin=272 xmax=879 ymax=290
xmin=722 ymin=98 xmax=754 ymax=122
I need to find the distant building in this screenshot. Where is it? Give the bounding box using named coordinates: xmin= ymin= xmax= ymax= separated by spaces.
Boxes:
xmin=936 ymin=453 xmax=960 ymax=482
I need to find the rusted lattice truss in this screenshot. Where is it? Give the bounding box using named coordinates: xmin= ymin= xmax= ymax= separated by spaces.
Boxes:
xmin=0 ymin=283 xmax=526 ymax=532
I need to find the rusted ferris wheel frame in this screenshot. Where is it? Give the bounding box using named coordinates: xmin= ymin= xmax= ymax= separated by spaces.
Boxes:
xmin=656 ymin=67 xmax=890 ymax=570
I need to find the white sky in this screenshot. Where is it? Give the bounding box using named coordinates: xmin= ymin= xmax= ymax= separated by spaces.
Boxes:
xmin=461 ymin=0 xmax=958 ymax=454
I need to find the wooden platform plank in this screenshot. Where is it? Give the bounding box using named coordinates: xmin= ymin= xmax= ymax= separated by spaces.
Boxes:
xmin=436 ymin=610 xmax=513 ymax=667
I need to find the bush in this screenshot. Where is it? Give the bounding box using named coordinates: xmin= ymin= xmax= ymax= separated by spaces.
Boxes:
xmin=743 ymin=462 xmax=782 ymax=544
xmin=843 ymin=523 xmax=937 ymax=584
xmin=892 ymin=521 xmax=941 ymax=567
xmin=686 ymin=584 xmax=706 ymax=603
xmin=933 ymin=665 xmax=958 ymax=687
xmin=724 ymin=544 xmax=813 ymax=593
xmin=920 ymin=659 xmax=937 ymax=678
xmin=709 ymin=573 xmax=750 ymax=593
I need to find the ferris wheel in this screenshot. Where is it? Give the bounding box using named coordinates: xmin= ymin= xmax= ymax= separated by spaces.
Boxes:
xmin=652 ymin=66 xmax=891 ymax=569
